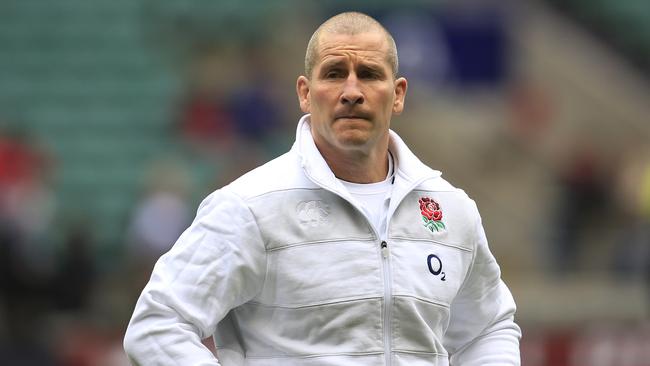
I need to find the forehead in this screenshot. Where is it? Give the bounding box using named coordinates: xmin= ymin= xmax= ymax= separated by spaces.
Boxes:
xmin=315 ymin=31 xmax=390 ymax=68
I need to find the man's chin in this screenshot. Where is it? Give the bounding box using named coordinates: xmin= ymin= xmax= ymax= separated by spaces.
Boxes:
xmin=335 ymin=132 xmax=372 ymax=148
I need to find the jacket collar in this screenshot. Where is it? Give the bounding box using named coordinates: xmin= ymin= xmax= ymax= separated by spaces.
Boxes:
xmin=292 ymin=114 xmax=442 ymax=212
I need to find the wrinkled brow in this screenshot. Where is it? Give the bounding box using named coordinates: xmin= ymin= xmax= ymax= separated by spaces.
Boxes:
xmin=319 ymin=58 xmax=386 ymax=73
xmin=319 ymin=58 xmax=347 ymax=71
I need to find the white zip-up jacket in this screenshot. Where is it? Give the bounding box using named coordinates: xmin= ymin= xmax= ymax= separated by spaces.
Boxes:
xmin=124 ymin=115 xmax=521 ymax=365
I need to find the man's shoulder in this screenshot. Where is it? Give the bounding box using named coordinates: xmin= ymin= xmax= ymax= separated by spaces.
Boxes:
xmin=416 ymin=175 xmax=478 ymax=213
xmin=418 ymin=174 xmax=467 ymax=196
xmin=222 ymin=150 xmax=314 ymax=201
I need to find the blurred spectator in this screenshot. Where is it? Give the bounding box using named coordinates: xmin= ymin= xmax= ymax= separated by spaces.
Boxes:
xmin=176 ymin=44 xmax=290 ymax=190
xmin=507 ymin=81 xmax=554 ymax=145
xmin=228 ymin=46 xmax=283 ymax=143
xmin=0 ymin=126 xmax=55 ymax=252
xmin=124 ymin=157 xmax=194 ymax=312
xmin=178 ymin=88 xmax=235 ymax=154
xmin=550 ymin=141 xmax=611 ymax=273
xmin=177 ymin=45 xmax=287 ymax=161
xmin=53 ymin=222 xmax=97 ymax=311
xmin=176 ymin=43 xmax=238 ymax=156
xmin=229 ymin=83 xmax=281 ymax=141
xmin=0 ymin=125 xmax=56 ymax=338
xmin=126 ymin=158 xmax=192 ymax=265
xmin=613 ymin=146 xmax=650 ymax=279
xmin=0 ymin=124 xmax=58 ymax=364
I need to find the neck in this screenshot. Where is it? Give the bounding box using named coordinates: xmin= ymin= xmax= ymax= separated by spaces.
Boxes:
xmin=315 ymin=140 xmax=390 ymax=184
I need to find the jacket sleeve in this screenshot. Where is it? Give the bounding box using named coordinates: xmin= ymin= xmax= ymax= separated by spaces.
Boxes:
xmin=443 ymin=201 xmax=521 ymax=365
xmin=123 ymin=189 xmax=267 ymax=365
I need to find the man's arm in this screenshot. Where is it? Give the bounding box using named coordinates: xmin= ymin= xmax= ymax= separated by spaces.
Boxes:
xmin=123 ymin=190 xmax=267 ymax=365
xmin=443 ymin=202 xmax=521 ymax=365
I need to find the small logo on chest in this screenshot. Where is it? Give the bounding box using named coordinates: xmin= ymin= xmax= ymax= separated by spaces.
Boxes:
xmin=419 ymin=196 xmax=446 ymax=233
xmin=427 ymin=254 xmax=446 ymax=281
xmin=296 ymin=200 xmax=330 ymax=227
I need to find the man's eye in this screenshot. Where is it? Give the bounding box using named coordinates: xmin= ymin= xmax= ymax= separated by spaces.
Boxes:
xmin=359 ymin=70 xmax=379 ymax=79
xmin=325 ymin=70 xmax=343 ymax=78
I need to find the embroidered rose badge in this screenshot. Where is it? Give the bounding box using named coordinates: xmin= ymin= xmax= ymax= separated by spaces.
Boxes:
xmin=419 ymin=197 xmax=445 ymax=232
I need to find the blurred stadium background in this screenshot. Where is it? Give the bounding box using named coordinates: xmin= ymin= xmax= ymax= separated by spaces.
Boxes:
xmin=0 ymin=0 xmax=648 ymax=365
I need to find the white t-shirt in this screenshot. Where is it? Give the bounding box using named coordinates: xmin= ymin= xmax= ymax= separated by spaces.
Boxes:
xmin=338 ymin=152 xmax=395 ymax=235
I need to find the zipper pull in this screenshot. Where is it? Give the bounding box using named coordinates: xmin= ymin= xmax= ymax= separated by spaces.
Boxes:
xmin=381 ymin=241 xmax=389 ymax=258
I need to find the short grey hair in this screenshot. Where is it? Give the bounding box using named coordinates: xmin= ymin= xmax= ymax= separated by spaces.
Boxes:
xmin=304 ymin=12 xmax=399 ymax=79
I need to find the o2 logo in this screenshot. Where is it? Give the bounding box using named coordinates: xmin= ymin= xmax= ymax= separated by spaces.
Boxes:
xmin=427 ymin=254 xmax=446 ymax=281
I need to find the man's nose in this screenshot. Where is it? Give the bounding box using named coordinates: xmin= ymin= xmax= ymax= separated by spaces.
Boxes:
xmin=340 ymin=74 xmax=364 ymax=105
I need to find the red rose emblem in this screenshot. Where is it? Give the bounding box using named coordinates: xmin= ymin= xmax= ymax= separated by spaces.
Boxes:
xmin=419 ymin=196 xmax=446 ymax=233
xmin=419 ymin=197 xmax=442 ymax=221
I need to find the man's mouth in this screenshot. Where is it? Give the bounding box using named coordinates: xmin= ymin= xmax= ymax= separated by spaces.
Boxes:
xmin=335 ymin=113 xmax=370 ymax=120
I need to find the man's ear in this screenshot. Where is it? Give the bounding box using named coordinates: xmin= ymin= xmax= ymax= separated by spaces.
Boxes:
xmin=296 ymin=76 xmax=311 ymax=113
xmin=392 ymin=77 xmax=408 ymax=115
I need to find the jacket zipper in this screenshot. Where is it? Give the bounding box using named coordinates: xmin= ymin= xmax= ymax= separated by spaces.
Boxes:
xmin=380 ymin=240 xmax=392 ymax=366
xmin=378 ymin=176 xmax=432 ymax=366
xmin=303 ymin=166 xmax=433 ymax=366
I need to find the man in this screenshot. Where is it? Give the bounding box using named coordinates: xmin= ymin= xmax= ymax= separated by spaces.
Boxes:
xmin=124 ymin=11 xmax=521 ymax=365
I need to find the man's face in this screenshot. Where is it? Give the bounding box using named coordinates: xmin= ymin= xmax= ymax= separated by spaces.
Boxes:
xmin=297 ymin=31 xmax=407 ymax=155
